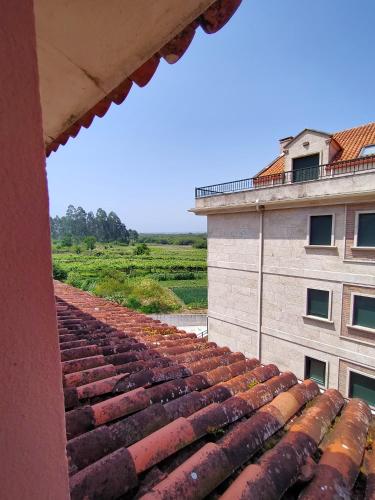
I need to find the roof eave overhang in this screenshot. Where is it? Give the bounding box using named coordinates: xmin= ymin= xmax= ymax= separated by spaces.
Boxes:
xmin=36 ymin=0 xmax=242 ymax=156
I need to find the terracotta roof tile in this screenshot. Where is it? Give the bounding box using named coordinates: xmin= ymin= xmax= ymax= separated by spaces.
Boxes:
xmin=63 ymin=364 xmax=117 ymax=388
xmin=334 ymin=122 xmax=375 ymax=161
xmin=69 ymin=447 xmax=137 ymax=500
xmin=53 ymin=281 xmax=375 ymax=499
xmin=300 ymin=398 xmax=372 ymax=499
xmin=258 ymin=122 xmax=375 ymax=178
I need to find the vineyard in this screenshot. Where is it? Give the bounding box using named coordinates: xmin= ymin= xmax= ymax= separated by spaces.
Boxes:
xmin=52 ymin=243 xmax=207 ymax=313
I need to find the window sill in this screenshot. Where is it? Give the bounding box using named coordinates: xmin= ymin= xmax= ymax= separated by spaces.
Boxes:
xmin=347 ymin=324 xmax=375 ymax=335
xmin=304 ymin=245 xmax=337 ymax=249
xmin=307 ymin=377 xmax=326 ymax=388
xmin=351 ymin=246 xmax=375 ymax=251
xmin=303 ymin=315 xmax=333 ymax=324
xmin=343 ymin=259 xmax=375 ymax=264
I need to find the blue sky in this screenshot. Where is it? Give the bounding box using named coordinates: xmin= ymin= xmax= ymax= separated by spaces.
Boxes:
xmin=47 ymin=0 xmax=375 ymax=233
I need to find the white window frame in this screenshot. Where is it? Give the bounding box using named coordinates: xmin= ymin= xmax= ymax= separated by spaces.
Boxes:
xmin=306 ymin=213 xmax=336 ymax=248
xmin=346 ymin=367 xmax=375 ymax=409
xmin=304 ymin=287 xmax=333 ymax=323
xmin=353 ymin=210 xmax=375 ymax=249
xmin=348 ymin=291 xmax=375 ymax=333
xmin=304 ymin=355 xmax=328 ymax=389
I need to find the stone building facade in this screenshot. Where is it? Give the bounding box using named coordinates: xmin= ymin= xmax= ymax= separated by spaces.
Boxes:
xmin=193 ymin=123 xmax=375 ymax=407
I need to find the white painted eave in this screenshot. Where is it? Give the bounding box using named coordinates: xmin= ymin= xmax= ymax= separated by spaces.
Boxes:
xmin=34 ymin=0 xmax=215 ymax=146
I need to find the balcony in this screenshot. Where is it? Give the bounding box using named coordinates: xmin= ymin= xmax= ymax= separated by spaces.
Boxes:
xmin=195 ymin=155 xmax=375 ymax=198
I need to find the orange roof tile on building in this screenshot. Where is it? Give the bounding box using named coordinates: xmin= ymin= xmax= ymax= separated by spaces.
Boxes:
xmin=257 ymin=122 xmax=375 ymax=178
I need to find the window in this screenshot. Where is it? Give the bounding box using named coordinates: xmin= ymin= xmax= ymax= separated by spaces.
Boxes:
xmin=292 ymin=154 xmax=320 ymax=183
xmin=307 ymin=288 xmax=330 ymax=319
xmin=309 ymin=215 xmax=333 ymax=246
xmin=354 ymin=212 xmax=375 ymax=247
xmin=352 ymin=294 xmax=375 ymax=330
xmin=305 ymin=357 xmax=326 ymax=386
xmin=360 ymin=144 xmax=375 ymax=157
xmin=349 ymin=371 xmax=375 ymax=407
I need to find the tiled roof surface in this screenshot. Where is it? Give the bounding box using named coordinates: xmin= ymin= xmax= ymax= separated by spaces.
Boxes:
xmin=258 ymin=122 xmax=375 ymax=178
xmin=54 ymin=281 xmax=375 ymax=499
xmin=46 ymin=0 xmax=242 ymax=157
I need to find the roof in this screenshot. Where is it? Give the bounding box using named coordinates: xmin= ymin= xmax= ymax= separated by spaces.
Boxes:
xmin=54 ymin=281 xmax=375 ymax=499
xmin=43 ymin=0 xmax=242 ymax=157
xmin=257 ymin=122 xmax=375 ymax=178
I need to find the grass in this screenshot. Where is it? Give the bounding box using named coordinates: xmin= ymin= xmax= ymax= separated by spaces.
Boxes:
xmin=53 ymin=244 xmax=206 ymax=277
xmin=160 ymin=278 xmax=207 ymax=288
xmin=52 ymin=242 xmax=207 ymax=313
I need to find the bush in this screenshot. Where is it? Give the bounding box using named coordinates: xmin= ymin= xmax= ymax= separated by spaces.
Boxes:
xmin=93 ymin=276 xmax=128 ymax=297
xmin=52 ymin=262 xmax=68 ymax=281
xmin=128 ymin=279 xmax=181 ymax=313
xmin=84 ymin=236 xmax=96 ymax=251
xmin=175 ymin=238 xmax=195 ymax=246
xmin=154 ymin=271 xmax=195 ymax=281
xmin=61 ymin=234 xmax=73 ymax=247
xmin=126 ymin=296 xmax=142 ymax=309
xmin=66 ymin=272 xmax=97 ymax=291
xmin=133 ymin=243 xmax=150 ymax=256
xmin=74 ymin=245 xmax=81 ymax=254
xmin=93 ymin=275 xmax=181 ymax=313
xmin=66 ymin=272 xmax=84 ymax=288
xmin=193 ymin=238 xmax=207 ymax=249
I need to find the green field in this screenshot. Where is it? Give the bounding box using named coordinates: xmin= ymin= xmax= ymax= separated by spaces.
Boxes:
xmin=53 ymin=242 xmax=207 ymax=312
xmin=172 ymin=286 xmax=208 ymax=309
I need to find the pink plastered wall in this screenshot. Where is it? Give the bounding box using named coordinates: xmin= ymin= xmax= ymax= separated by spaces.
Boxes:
xmin=0 ymin=1 xmax=69 ymax=498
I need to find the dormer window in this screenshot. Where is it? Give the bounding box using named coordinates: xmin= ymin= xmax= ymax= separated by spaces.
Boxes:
xmin=292 ymin=154 xmax=320 ymax=182
xmin=360 ymin=144 xmax=375 ymax=157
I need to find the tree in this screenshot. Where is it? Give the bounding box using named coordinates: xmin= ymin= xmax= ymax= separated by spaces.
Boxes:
xmin=74 ymin=206 xmax=88 ymax=237
xmin=95 ymin=208 xmax=109 ymax=241
xmin=84 ymin=236 xmax=96 ymax=251
xmin=107 ymin=211 xmax=129 ymax=243
xmin=50 ymin=217 xmax=57 ymax=239
xmin=50 ymin=205 xmax=136 ymax=243
xmin=52 ymin=262 xmax=67 ymax=281
xmin=65 ymin=205 xmax=76 ymax=235
xmin=193 ymin=238 xmax=207 ymax=249
xmin=61 ymin=234 xmax=73 ymax=247
xmin=128 ymin=229 xmax=139 ymax=243
xmin=86 ymin=211 xmax=96 ymax=238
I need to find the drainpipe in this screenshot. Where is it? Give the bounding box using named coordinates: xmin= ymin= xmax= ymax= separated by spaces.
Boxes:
xmin=256 ymin=202 xmax=265 ymax=361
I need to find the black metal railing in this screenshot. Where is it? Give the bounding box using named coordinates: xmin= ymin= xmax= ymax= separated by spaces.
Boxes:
xmin=195 ymin=154 xmax=375 ymax=198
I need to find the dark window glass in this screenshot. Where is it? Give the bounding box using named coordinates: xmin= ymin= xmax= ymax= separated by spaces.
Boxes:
xmin=292 ymin=154 xmax=320 ymax=183
xmin=349 ymin=371 xmax=375 ymax=407
xmin=310 ymin=215 xmax=332 ymax=245
xmin=307 ymin=289 xmax=329 ymax=319
xmin=357 ymin=213 xmax=375 ymax=247
xmin=305 ymin=357 xmax=326 ymax=385
xmin=353 ymin=295 xmax=375 ymax=329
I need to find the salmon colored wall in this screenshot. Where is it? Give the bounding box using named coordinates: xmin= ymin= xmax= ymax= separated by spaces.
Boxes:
xmin=0 ymin=1 xmax=69 ymax=498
